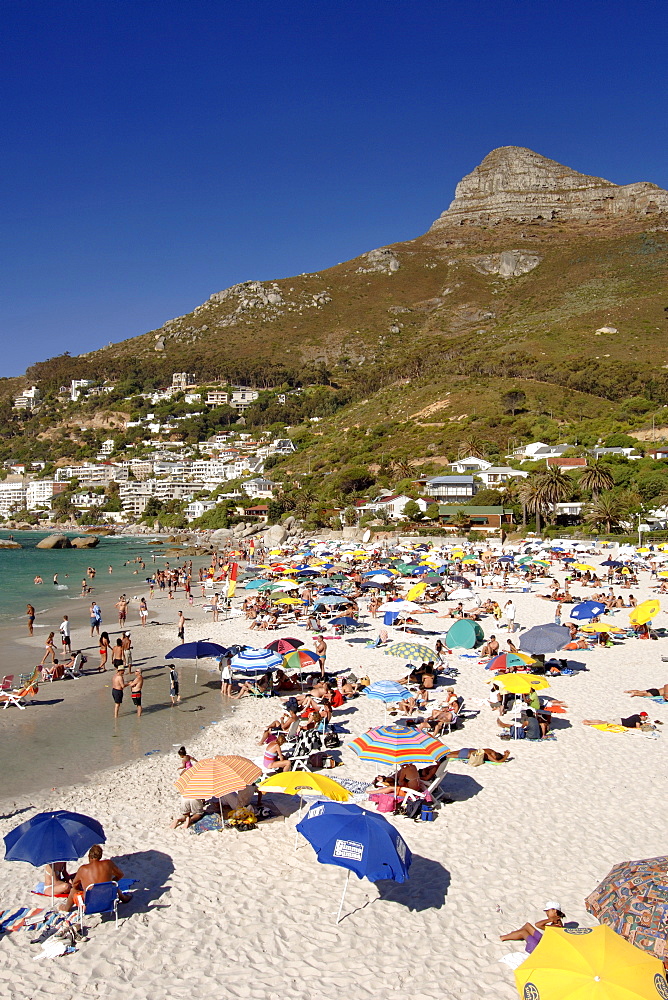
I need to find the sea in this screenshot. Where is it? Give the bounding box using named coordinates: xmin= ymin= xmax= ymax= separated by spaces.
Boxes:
xmin=0 ymin=530 xmax=234 ymax=801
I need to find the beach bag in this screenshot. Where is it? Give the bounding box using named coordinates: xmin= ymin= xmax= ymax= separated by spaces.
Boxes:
xmin=307 ymin=751 xmax=328 ymax=770
xmin=403 ymin=798 xmax=424 ymax=820
xmin=323 ymin=732 xmax=341 ymax=749
xmin=370 ymin=792 xmax=397 ymax=813
xmin=468 ymin=749 xmax=485 ymax=767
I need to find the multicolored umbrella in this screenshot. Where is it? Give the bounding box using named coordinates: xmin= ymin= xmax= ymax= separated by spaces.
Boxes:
xmin=383 ymin=641 xmax=436 ymax=662
xmin=230 ymin=647 xmax=283 ymax=672
xmin=282 ymin=649 xmax=320 ymax=670
xmin=515 ymin=925 xmax=665 ymax=1000
xmin=485 ymin=651 xmax=536 ymax=671
xmin=585 ymin=856 xmax=668 ymax=960
xmin=174 ymin=755 xmax=261 ymax=798
xmin=265 ymin=638 xmax=303 ymax=654
xmin=348 ymin=724 xmax=448 ymax=767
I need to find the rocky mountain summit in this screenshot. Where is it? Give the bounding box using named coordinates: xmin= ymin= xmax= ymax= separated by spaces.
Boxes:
xmin=431 ymin=146 xmax=668 ymax=227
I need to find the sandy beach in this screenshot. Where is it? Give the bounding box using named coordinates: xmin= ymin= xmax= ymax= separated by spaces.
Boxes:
xmin=1 ymin=541 xmax=667 ymax=1000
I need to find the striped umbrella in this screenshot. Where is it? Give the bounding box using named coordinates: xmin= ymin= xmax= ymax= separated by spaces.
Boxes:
xmin=348 ymin=724 xmax=448 ymax=767
xmin=230 ymin=647 xmax=283 ymax=673
xmin=485 ymin=651 xmax=536 ymax=671
xmin=265 ymin=637 xmax=304 ymax=654
xmin=383 ymin=641 xmax=436 ymax=662
xmin=364 ymin=680 xmax=411 ymax=704
xmin=174 ymin=755 xmax=261 ymax=798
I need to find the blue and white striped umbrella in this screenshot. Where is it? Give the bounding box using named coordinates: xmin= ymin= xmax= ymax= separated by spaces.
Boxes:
xmin=364 ymin=680 xmax=412 ymax=704
xmin=230 ymin=648 xmax=283 ymax=673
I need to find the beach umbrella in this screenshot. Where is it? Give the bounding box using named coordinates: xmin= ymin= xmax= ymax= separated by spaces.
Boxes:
xmin=519 ymin=624 xmax=571 ymax=655
xmin=496 ymin=674 xmax=550 ymax=694
xmin=570 ymin=601 xmax=607 ymax=621
xmin=383 ymin=641 xmax=436 ymax=662
xmin=447 ymin=588 xmax=477 ymax=601
xmin=367 ymin=573 xmax=395 ymax=584
xmin=515 ymin=925 xmax=665 ymax=1000
xmin=275 ymin=579 xmax=300 ymax=590
xmin=4 ymin=810 xmax=106 ymax=904
xmin=601 ymin=559 xmax=622 ymax=567
xmin=282 ymin=649 xmax=320 ymax=671
xmin=314 ymin=595 xmax=350 ymax=607
xmin=364 ymin=680 xmax=411 ymax=703
xmin=630 ymin=600 xmax=660 ymax=625
xmin=348 ymin=724 xmax=448 ymax=768
xmin=363 ymin=570 xmax=395 ymax=579
xmin=165 ymin=640 xmax=229 ymax=684
xmin=485 ymin=651 xmax=536 ymax=671
xmin=572 ymin=563 xmax=597 ymax=572
xmin=585 ymin=855 xmax=668 ymax=961
xmin=329 ymin=616 xmax=361 ymax=632
xmin=376 ymin=599 xmax=423 ymax=615
xmin=296 ymin=801 xmax=412 ymax=922
xmin=244 ymin=578 xmax=271 ymax=590
xmin=406 ymin=582 xmax=427 ymax=601
xmin=230 ymin=647 xmax=283 ymax=673
xmin=580 ymin=622 xmax=626 ymax=634
xmin=265 ymin=638 xmax=303 ymax=654
xmin=258 ymin=772 xmax=351 ymax=800
xmin=174 ymin=755 xmax=261 ymax=827
xmin=274 ymin=597 xmax=305 ymax=605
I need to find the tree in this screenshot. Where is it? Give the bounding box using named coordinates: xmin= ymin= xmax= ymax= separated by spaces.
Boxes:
xmin=518 ymin=477 xmax=550 ymax=535
xmin=470 ymin=488 xmax=504 ymax=506
xmin=460 ymin=436 xmax=485 ymax=459
xmin=584 ymin=494 xmax=628 ymax=534
xmin=425 ymin=503 xmax=441 ymax=520
xmin=501 ymin=390 xmax=527 ymax=415
xmin=535 ymin=466 xmax=572 ymax=523
xmin=402 ymin=500 xmax=423 ymax=522
xmin=342 ymin=506 xmax=358 ymax=526
xmin=578 ymin=460 xmax=615 ymax=498
xmin=451 ymin=509 xmax=472 ymax=532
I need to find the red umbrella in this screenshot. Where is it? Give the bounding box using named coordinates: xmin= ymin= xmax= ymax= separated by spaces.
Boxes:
xmin=265 ymin=637 xmax=304 ymax=654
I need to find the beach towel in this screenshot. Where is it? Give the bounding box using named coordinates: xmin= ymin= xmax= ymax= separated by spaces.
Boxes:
xmin=189 ymin=814 xmax=223 ymax=834
xmin=588 ymin=724 xmax=628 ymax=733
xmin=0 ymin=907 xmax=44 ymax=932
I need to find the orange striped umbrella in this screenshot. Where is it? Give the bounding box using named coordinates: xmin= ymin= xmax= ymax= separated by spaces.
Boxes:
xmin=174 ymin=755 xmax=261 ymax=798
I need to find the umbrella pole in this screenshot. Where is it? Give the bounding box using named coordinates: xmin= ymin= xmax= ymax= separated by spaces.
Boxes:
xmin=294 ymin=796 xmax=304 ymax=851
xmin=335 ymin=870 xmax=351 ymax=924
xmin=219 ymin=799 xmax=223 ymax=832
xmin=194 ymin=655 xmax=198 ymax=686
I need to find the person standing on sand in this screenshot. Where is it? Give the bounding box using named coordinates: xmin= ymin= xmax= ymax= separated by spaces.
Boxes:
xmin=90 ymin=601 xmax=102 ymax=637
xmin=112 ymin=668 xmax=128 ymax=718
xmin=313 ymin=634 xmax=327 ymax=679
xmin=26 ymin=604 xmax=35 ymax=636
xmin=130 ymin=668 xmax=143 ymax=717
xmin=169 ymin=664 xmax=180 ymax=705
xmin=59 ymin=615 xmax=71 ymax=655
xmin=121 ymin=632 xmax=133 ymax=669
xmin=99 ymin=632 xmax=110 ymax=672
xmin=139 ymin=597 xmax=148 ymax=626
xmin=115 ymin=596 xmax=128 ymax=628
xmin=41 ymin=632 xmax=57 ymax=666
xmin=177 ymin=610 xmax=186 ymax=644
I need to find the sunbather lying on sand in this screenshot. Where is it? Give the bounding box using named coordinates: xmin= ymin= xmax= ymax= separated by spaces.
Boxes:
xmin=583 ymin=712 xmax=650 ymax=728
xmin=500 ymin=902 xmax=565 ymax=951
xmin=625 ymin=685 xmax=668 ymax=699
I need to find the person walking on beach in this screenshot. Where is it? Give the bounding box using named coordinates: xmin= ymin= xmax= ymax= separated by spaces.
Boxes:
xmin=177 ymin=610 xmax=186 ymax=644
xmin=121 ymin=632 xmax=133 ymax=669
xmin=139 ymin=597 xmax=148 ymax=626
xmin=41 ymin=632 xmax=57 ymax=667
xmin=313 ymin=634 xmax=327 ymax=679
xmin=130 ymin=668 xmax=143 ymax=717
xmin=99 ymin=632 xmax=110 ymax=672
xmin=115 ymin=596 xmax=128 ymax=628
xmin=111 ymin=637 xmax=124 ymax=670
xmin=90 ymin=601 xmax=102 ymax=637
xmin=504 ymin=600 xmax=516 ymax=633
xmin=112 ymin=668 xmax=128 ymax=719
xmin=26 ymin=604 xmax=35 ymax=636
xmin=169 ymin=665 xmax=180 ymax=704
xmin=59 ymin=615 xmax=71 ymax=655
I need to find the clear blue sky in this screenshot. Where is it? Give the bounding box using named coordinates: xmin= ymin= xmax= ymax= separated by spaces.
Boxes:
xmin=2 ymin=0 xmax=668 ymax=377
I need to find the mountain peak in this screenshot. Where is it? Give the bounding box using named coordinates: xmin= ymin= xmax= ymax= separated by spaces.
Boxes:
xmin=431 ymin=146 xmax=668 ymax=227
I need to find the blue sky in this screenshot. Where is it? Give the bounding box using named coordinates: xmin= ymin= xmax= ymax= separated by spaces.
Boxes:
xmin=2 ymin=0 xmax=668 ymax=376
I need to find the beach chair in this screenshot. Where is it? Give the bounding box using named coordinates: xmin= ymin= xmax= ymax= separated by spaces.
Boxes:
xmin=1 ymin=675 xmax=14 ymax=691
xmin=76 ymin=881 xmax=121 ymax=933
xmin=63 ymin=653 xmax=84 ymax=680
xmin=0 ymin=674 xmax=39 ymax=710
xmin=425 ymin=757 xmax=451 ymax=803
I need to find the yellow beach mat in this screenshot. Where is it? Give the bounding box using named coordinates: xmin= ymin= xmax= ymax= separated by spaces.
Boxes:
xmin=588 ymin=723 xmax=628 ymax=733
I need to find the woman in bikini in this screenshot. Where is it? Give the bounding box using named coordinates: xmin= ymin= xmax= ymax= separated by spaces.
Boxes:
xmin=99 ymin=632 xmax=111 ymax=672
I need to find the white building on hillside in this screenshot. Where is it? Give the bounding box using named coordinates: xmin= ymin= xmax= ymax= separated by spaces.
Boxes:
xmin=13 ymin=386 xmax=41 ymax=411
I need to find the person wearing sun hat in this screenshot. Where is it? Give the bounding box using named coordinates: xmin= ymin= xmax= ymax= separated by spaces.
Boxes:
xmin=500 ymin=900 xmax=566 ymax=953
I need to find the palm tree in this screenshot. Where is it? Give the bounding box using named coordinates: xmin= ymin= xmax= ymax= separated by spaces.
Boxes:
xmin=584 ymin=494 xmax=628 ymax=534
xmin=518 ymin=477 xmax=550 ymax=535
xmin=392 ymin=459 xmax=414 ymax=480
xmin=535 ymin=466 xmax=572 ymax=524
xmin=459 ymin=437 xmax=485 ymax=459
xmin=579 ymin=460 xmax=614 ymax=498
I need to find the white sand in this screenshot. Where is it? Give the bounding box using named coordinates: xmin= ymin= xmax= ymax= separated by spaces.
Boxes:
xmin=1 ymin=545 xmax=667 ymax=999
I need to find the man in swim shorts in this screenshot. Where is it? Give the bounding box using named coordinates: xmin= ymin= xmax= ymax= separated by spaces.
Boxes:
xmin=130 ymin=668 xmax=143 ymax=717
xmin=59 ymin=845 xmax=131 ymax=912
xmin=112 ymin=668 xmax=128 ymax=719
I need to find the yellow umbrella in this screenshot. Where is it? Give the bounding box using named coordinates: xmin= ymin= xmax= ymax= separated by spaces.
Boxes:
xmin=497 ymin=674 xmax=550 ymax=694
xmin=637 ymin=547 xmax=651 ymax=553
xmin=580 ymin=623 xmax=626 ymax=634
xmin=572 ymin=563 xmax=596 ymax=572
xmin=630 ymin=600 xmax=660 ymax=625
xmin=657 ymin=571 xmax=668 ymax=578
xmin=257 ymin=772 xmax=352 ymax=801
xmin=273 ymin=597 xmax=304 ymax=605
xmin=515 ymin=925 xmax=665 ymax=1000
xmin=407 ymin=582 xmax=427 ymax=601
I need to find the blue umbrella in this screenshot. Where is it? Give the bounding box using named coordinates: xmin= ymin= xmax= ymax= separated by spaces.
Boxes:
xmin=362 ymin=570 xmax=394 ymax=579
xmin=498 ymin=555 xmax=514 ymax=563
xmin=244 ymin=579 xmax=271 ymax=590
xmin=165 ymin=640 xmax=229 ymax=684
xmin=364 ymin=680 xmax=411 ymax=704
xmin=601 ymin=559 xmax=622 ymax=568
xmin=570 ymin=600 xmax=606 ymax=621
xmin=4 ymin=810 xmax=105 ymax=902
xmin=314 ymin=595 xmax=350 ymax=607
xmin=519 ymin=624 xmax=571 ymax=655
xmin=230 ymin=647 xmax=283 ymax=673
xmin=329 ymin=616 xmax=361 ymax=631
xmin=296 ymin=801 xmax=412 ymax=922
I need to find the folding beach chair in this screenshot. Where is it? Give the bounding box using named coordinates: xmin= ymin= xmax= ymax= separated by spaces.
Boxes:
xmin=0 ymin=675 xmax=14 ymax=692
xmin=63 ymin=653 xmax=84 ymax=680
xmin=76 ymin=881 xmax=121 ymax=933
xmin=0 ymin=676 xmax=39 ymax=709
